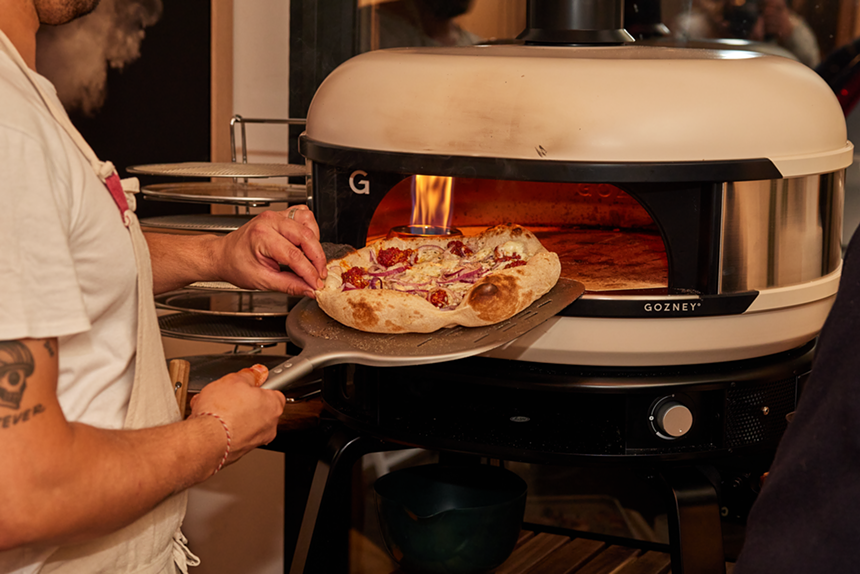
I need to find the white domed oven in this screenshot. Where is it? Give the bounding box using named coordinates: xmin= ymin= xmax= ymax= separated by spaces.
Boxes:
xmin=300 ymin=38 xmax=848 ymax=447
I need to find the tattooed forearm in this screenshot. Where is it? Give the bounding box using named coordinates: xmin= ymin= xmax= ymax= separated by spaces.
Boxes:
xmin=1 ymin=404 xmax=46 ymax=428
xmin=0 ymin=341 xmax=35 ymax=410
xmin=43 ymin=340 xmax=55 ymax=357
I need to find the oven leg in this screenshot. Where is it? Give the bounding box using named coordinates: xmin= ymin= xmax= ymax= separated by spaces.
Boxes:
xmin=288 ymin=426 xmax=389 ymax=574
xmin=281 ymin=430 xmax=325 ymax=571
xmin=661 ymin=466 xmax=726 ymax=574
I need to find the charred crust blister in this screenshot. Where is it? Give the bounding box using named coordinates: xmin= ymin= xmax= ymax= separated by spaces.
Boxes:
xmin=468 ymin=282 xmax=500 ymax=304
xmin=467 ymin=276 xmax=519 ymax=321
xmin=348 ymin=299 xmax=380 ymax=328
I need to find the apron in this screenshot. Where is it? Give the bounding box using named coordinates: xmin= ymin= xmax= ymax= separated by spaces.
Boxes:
xmin=0 ymin=32 xmax=199 ymax=574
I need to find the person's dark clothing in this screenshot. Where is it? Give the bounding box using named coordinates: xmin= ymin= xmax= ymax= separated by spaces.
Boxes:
xmin=734 ymin=231 xmax=860 ymax=572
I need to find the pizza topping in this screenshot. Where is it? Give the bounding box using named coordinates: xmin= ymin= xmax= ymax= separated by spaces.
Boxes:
xmin=377 ymin=247 xmax=414 ymax=268
xmin=367 ymin=265 xmax=409 ymax=277
xmin=428 ymin=289 xmax=449 ymax=308
xmin=341 ymin=266 xmax=370 ymax=289
xmin=495 ymin=241 xmax=527 ymax=260
xmin=339 ymin=237 xmax=533 ymax=310
xmin=446 ymin=240 xmax=473 ymax=257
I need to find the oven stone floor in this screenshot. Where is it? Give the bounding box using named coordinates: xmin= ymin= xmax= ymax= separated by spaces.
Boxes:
xmin=350 ymin=450 xmax=742 ymax=573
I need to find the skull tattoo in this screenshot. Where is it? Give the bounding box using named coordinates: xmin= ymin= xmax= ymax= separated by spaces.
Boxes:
xmin=0 ymin=342 xmax=34 ymax=410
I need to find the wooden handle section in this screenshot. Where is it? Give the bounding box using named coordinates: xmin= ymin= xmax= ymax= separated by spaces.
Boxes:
xmin=169 ymin=359 xmax=191 ymax=417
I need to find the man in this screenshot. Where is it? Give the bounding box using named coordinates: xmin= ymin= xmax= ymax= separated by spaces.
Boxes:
xmin=0 ymin=0 xmax=328 ymax=572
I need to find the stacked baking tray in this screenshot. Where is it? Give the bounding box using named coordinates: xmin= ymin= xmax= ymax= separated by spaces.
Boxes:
xmin=130 ymin=160 xmax=308 ymax=347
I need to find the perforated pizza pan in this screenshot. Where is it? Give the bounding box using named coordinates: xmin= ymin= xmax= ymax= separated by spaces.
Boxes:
xmin=158 ymin=313 xmax=291 ymax=344
xmin=186 ymin=281 xmax=258 ymax=293
xmin=155 ymin=291 xmax=299 ymax=317
xmin=127 ymin=162 xmax=307 ymax=178
xmin=140 ymin=214 xmax=254 ymax=233
xmin=142 ymin=182 xmax=307 ymax=206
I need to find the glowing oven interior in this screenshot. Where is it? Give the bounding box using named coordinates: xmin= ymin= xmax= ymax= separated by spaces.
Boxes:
xmin=366 ymin=176 xmax=668 ymax=294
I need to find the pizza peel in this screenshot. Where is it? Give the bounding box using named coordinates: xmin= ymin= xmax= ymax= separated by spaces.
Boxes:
xmin=261 ymin=278 xmax=585 ymax=392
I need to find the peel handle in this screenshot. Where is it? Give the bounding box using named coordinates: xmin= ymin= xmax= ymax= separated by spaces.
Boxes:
xmin=261 ymin=354 xmax=316 ymax=392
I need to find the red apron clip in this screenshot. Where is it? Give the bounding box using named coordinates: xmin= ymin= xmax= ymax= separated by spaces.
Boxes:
xmin=103 ymin=172 xmax=130 ymax=217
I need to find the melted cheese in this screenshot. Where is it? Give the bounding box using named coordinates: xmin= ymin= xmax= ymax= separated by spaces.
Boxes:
xmin=497 ymin=240 xmax=528 ymax=259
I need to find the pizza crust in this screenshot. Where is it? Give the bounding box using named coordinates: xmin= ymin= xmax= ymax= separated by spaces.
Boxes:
xmin=315 ymin=224 xmax=562 ymax=333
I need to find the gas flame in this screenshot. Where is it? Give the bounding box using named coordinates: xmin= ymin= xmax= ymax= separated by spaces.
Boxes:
xmin=411 ymin=175 xmax=453 ymax=230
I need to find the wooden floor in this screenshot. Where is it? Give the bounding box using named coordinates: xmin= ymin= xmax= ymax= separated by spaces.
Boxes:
xmin=350 ymin=527 xmax=736 ymax=574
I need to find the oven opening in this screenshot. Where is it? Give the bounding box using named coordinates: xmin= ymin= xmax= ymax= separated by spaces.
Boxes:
xmin=366 ymin=177 xmax=669 ymax=294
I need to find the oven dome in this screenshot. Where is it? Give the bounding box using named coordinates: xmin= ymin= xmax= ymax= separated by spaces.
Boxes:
xmin=305 ymin=44 xmax=851 ymax=178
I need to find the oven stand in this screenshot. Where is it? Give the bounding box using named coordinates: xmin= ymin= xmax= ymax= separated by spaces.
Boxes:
xmin=288 ymin=426 xmax=392 ymax=574
xmin=287 ymin=426 xmax=730 ymax=574
xmin=661 ymin=467 xmax=727 ymax=574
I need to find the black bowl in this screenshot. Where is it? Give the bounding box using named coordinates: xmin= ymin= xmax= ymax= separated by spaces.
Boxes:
xmin=374 ymin=464 xmax=527 ymax=574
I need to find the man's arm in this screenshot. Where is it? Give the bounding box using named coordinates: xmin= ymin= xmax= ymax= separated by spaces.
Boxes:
xmin=0 ymin=337 xmax=285 ymax=550
xmin=145 ymin=206 xmax=327 ymax=296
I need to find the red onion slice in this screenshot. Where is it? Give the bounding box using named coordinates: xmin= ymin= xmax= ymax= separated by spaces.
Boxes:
xmin=367 ymin=265 xmax=408 ymax=277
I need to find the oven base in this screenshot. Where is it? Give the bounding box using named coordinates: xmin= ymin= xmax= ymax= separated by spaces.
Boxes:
xmin=322 ymin=342 xmax=812 ymax=464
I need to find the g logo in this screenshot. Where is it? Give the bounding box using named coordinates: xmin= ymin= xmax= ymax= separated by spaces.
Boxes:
xmin=349 ymin=170 xmax=369 ymax=195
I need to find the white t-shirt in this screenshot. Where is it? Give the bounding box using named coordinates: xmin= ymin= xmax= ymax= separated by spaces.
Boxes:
xmin=0 ymin=44 xmax=138 ymax=573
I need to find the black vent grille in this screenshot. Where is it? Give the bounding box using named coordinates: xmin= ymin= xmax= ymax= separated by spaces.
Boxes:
xmin=725 ymin=378 xmax=797 ymax=448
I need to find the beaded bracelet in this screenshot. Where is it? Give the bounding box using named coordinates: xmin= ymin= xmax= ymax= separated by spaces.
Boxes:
xmin=197 ymin=412 xmax=231 ymax=475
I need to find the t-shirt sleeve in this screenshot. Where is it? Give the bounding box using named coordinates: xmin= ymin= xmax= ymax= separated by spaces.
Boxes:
xmin=0 ymin=125 xmax=90 ymax=340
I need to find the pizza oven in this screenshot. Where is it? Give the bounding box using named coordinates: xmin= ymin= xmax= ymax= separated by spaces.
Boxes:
xmin=295 ymin=0 xmax=852 ymax=460
xmin=285 ymin=2 xmax=852 ymax=572
xmin=301 ymin=47 xmax=846 ymax=371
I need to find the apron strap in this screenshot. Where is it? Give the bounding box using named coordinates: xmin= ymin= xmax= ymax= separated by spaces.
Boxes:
xmin=0 ymin=30 xmax=130 ymax=220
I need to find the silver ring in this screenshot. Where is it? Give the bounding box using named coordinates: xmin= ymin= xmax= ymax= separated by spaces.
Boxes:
xmin=288 ymin=207 xmax=299 ymax=220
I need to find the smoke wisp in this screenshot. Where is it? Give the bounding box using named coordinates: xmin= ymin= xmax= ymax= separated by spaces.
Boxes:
xmin=36 ymin=0 xmax=163 ymax=116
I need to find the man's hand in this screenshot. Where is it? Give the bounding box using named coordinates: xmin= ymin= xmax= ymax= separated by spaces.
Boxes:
xmin=188 ymin=365 xmax=286 ymax=466
xmin=213 ymin=206 xmax=328 ymax=297
xmin=146 ymin=205 xmax=329 ymax=296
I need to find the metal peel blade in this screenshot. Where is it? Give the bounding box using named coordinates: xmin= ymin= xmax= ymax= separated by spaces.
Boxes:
xmin=262 ymin=279 xmax=585 ymax=392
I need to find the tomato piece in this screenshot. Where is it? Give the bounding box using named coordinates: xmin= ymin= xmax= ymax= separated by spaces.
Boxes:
xmin=495 ymin=253 xmax=522 ymax=264
xmin=493 ymin=245 xmax=523 ymax=263
xmin=341 ymin=266 xmax=369 ymax=289
xmin=446 ymin=240 xmax=473 ymax=257
xmin=377 ymin=247 xmax=414 ymax=268
xmin=428 ymin=289 xmax=449 ymax=308
xmin=504 ymin=260 xmax=527 ymax=269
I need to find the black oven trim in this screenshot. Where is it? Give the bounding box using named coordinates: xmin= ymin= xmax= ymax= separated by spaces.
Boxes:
xmin=566 ymin=291 xmax=759 ymax=318
xmin=300 ymin=137 xmax=783 ymax=183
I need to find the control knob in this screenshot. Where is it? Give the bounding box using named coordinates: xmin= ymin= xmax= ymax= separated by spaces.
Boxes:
xmin=651 ymin=399 xmax=693 ymax=439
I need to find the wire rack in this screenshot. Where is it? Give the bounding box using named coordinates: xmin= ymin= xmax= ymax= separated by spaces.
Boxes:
xmin=144 ymin=116 xmax=309 ymax=349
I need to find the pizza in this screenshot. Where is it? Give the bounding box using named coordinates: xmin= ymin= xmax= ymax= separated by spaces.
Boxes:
xmin=315 ymin=223 xmax=561 ymax=333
